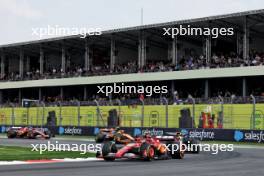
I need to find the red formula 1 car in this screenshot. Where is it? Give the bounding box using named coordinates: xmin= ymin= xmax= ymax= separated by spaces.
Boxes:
xmin=7 ymin=127 xmax=52 ymax=139
xmin=98 ymin=133 xmax=184 ymax=161
xmin=164 ymin=132 xmax=200 ymax=154
xmin=95 ymin=128 xmax=115 ymax=143
xmin=95 ymin=127 xmax=133 ymax=143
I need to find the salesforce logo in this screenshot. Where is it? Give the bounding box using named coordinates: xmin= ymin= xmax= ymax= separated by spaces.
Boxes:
xmin=94 ymin=127 xmax=100 ymax=135
xmin=181 ymin=129 xmax=188 ymax=135
xmin=1 ymin=126 xmax=6 ymax=133
xmin=59 ymin=127 xmax=65 ymax=135
xmin=234 ymin=130 xmax=244 ymax=141
xmin=134 ymin=128 xmax=142 ymax=136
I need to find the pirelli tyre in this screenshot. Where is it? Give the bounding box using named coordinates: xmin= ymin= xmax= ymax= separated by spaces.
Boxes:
xmin=102 ymin=141 xmax=117 ymax=161
xmin=168 ymin=141 xmax=184 ymax=159
xmin=95 ymin=133 xmax=105 ymax=143
xmin=140 ymin=142 xmax=155 ymax=161
xmin=7 ymin=130 xmax=17 ymax=138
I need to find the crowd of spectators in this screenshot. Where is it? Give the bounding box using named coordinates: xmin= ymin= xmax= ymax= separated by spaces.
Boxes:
xmin=3 ymin=91 xmax=264 ymax=108
xmin=1 ymin=51 xmax=264 ymax=82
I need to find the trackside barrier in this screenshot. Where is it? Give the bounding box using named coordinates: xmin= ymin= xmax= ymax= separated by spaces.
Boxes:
xmin=0 ymin=104 xmax=263 ymax=130
xmin=1 ymin=125 xmax=263 ymax=143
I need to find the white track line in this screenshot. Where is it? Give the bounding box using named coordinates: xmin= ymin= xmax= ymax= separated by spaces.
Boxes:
xmin=0 ymin=158 xmax=100 ymax=165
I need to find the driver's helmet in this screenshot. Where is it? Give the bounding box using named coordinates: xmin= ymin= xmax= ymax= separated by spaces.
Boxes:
xmin=134 ymin=135 xmax=142 ymax=142
xmin=143 ymin=131 xmax=152 ymax=140
xmin=115 ymin=126 xmax=120 ymax=132
xmin=175 ymin=132 xmax=182 ymax=140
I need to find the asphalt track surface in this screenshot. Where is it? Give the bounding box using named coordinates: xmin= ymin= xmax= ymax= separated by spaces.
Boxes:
xmin=0 ymin=137 xmax=264 ymax=176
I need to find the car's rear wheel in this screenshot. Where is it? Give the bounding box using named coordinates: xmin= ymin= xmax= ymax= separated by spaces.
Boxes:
xmin=140 ymin=142 xmax=155 ymax=161
xmin=168 ymin=142 xmax=184 ymax=159
xmin=102 ymin=141 xmax=117 ymax=161
xmin=7 ymin=130 xmax=17 ymax=138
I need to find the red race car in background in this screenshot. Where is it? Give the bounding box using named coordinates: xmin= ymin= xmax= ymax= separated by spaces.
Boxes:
xmin=98 ymin=133 xmax=184 ymax=161
xmin=7 ymin=127 xmax=52 ymax=139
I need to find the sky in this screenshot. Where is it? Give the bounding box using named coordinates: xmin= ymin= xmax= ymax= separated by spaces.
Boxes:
xmin=0 ymin=0 xmax=263 ymax=45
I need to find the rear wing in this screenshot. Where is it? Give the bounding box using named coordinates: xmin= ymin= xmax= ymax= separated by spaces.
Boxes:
xmin=155 ymin=136 xmax=175 ymax=141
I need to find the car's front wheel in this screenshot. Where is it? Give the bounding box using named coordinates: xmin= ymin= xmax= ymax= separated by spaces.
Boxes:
xmin=102 ymin=141 xmax=117 ymax=161
xmin=140 ymin=142 xmax=155 ymax=161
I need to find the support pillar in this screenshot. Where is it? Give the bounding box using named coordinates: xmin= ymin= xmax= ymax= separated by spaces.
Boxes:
xmin=142 ymin=35 xmax=146 ymax=67
xmin=172 ymin=37 xmax=178 ymax=66
xmin=167 ymin=42 xmax=171 ymax=61
xmin=171 ymin=80 xmax=175 ymax=96
xmin=204 ymin=79 xmax=210 ymax=98
xmin=84 ymin=39 xmax=90 ymax=72
xmin=138 ymin=37 xmax=142 ymax=69
xmin=236 ymin=32 xmax=242 ymax=55
xmin=0 ymin=52 xmax=5 ymax=78
xmin=18 ymin=89 xmax=22 ymax=104
xmin=205 ymin=36 xmax=211 ymax=63
xmin=26 ymin=56 xmax=30 ymax=72
xmin=61 ymin=44 xmax=66 ymax=73
xmin=0 ymin=90 xmax=3 ymax=104
xmin=40 ymin=46 xmax=44 ymax=75
xmin=243 ymin=16 xmax=249 ymax=60
xmin=60 ymin=87 xmax=64 ymax=100
xmin=19 ymin=48 xmax=24 ymax=78
xmin=38 ymin=88 xmax=42 ymax=101
xmin=138 ymin=31 xmax=147 ymax=69
xmin=110 ymin=36 xmax=116 ymax=71
xmin=242 ymin=78 xmax=247 ymax=97
xmin=83 ymin=86 xmax=87 ymax=101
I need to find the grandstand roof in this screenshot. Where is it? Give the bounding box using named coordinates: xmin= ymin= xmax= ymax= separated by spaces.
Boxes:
xmin=0 ymin=9 xmax=264 ymax=49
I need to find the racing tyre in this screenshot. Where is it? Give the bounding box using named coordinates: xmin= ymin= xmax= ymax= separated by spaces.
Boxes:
xmin=168 ymin=142 xmax=184 ymax=159
xmin=7 ymin=130 xmax=17 ymax=138
xmin=102 ymin=141 xmax=117 ymax=161
xmin=140 ymin=142 xmax=155 ymax=161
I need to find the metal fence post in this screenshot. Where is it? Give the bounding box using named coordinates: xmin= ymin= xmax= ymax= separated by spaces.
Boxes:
xmin=162 ymin=97 xmax=168 ymax=128
xmin=76 ymin=100 xmax=81 ymax=126
xmin=250 ymin=94 xmax=256 ymax=130
xmin=218 ymin=95 xmax=224 ymax=128
xmin=116 ymin=99 xmax=122 ymax=126
xmin=26 ymin=107 xmax=29 ymax=126
xmin=10 ymin=103 xmax=15 ymax=126
xmin=36 ymin=102 xmax=40 ymax=126
xmin=218 ymin=95 xmax=224 ymax=113
xmin=188 ymin=95 xmax=195 ymax=128
xmin=58 ymin=101 xmax=62 ymax=126
xmin=140 ymin=99 xmax=144 ymax=127
xmin=41 ymin=101 xmax=45 ymax=128
xmin=94 ymin=100 xmax=105 ymax=126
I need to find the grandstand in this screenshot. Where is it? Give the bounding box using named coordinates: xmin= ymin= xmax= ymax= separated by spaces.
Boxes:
xmin=0 ymin=9 xmax=264 ymax=130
